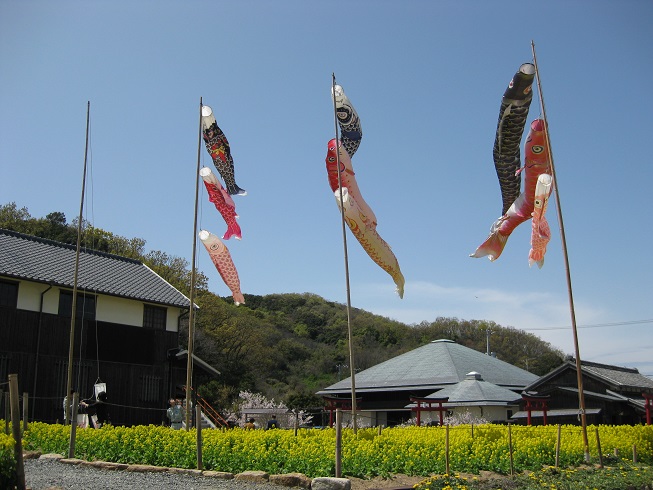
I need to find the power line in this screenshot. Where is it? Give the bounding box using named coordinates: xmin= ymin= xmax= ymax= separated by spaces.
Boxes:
xmin=522 ymin=319 xmax=653 ymax=331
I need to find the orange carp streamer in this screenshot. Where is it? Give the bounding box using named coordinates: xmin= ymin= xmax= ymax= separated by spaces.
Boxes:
xmin=199 ymin=230 xmax=244 ymax=305
xmin=471 ymin=118 xmax=551 ymax=261
xmin=335 ymin=187 xmax=405 ymax=298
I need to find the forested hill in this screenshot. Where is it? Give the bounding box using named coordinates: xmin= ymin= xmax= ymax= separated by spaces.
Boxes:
xmin=1 ymin=203 xmax=565 ymax=410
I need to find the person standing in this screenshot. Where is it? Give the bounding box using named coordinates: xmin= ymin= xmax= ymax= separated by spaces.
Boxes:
xmin=81 ymin=391 xmax=110 ymax=428
xmin=266 ymin=414 xmax=279 ymax=429
xmin=244 ymin=417 xmax=256 ymax=429
xmin=167 ymin=398 xmax=184 ymax=429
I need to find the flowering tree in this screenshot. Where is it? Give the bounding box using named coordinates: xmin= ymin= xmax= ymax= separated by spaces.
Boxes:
xmin=225 ymin=390 xmax=313 ymax=428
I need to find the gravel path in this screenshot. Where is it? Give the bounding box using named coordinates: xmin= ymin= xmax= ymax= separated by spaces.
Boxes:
xmin=23 ymin=458 xmax=292 ymax=490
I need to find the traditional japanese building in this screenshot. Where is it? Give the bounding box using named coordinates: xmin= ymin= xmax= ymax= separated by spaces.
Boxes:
xmin=513 ymin=358 xmax=653 ymax=425
xmin=317 ymin=339 xmax=538 ymax=426
xmin=407 ymin=371 xmax=523 ymax=424
xmin=0 ymin=229 xmax=218 ymax=426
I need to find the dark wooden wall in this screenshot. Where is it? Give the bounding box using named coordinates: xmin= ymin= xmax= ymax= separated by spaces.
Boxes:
xmin=0 ymin=306 xmax=187 ymax=426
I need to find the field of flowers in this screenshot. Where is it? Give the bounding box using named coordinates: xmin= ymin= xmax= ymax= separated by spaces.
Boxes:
xmin=12 ymin=422 xmax=652 ymax=479
xmin=1 ymin=431 xmax=16 ymax=489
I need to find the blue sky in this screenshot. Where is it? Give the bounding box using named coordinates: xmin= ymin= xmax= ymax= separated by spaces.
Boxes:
xmin=2 ymin=0 xmax=652 ymax=378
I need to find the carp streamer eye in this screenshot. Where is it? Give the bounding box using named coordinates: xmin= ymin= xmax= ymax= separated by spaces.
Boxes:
xmin=531 ymin=145 xmax=544 ymax=154
xmin=534 ymin=199 xmax=542 ymax=207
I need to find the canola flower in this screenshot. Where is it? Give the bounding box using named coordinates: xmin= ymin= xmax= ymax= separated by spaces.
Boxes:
xmin=12 ymin=422 xmax=653 ymax=479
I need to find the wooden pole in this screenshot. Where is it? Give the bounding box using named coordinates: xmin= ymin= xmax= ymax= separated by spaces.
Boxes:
xmin=531 ymin=40 xmax=590 ymax=463
xmin=335 ymin=408 xmax=342 ymax=478
xmin=508 ymin=424 xmax=514 ymax=476
xmin=4 ymin=391 xmax=9 ymax=435
xmin=67 ymin=392 xmax=79 ymax=458
xmin=196 ymin=404 xmax=203 ymax=470
xmin=22 ymin=392 xmax=28 ymax=433
xmin=331 ymin=73 xmax=357 ymax=434
xmin=595 ymin=427 xmax=603 ymax=468
xmin=9 ymin=374 xmax=25 ymax=490
xmin=445 ymin=424 xmax=450 ymax=476
xmin=555 ymin=424 xmax=561 ymax=468
xmin=185 ymin=97 xmax=203 ymax=430
xmin=66 ymin=101 xmax=91 ymax=426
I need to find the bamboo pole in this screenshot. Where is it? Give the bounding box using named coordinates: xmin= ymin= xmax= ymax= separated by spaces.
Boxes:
xmin=331 ymin=73 xmax=357 ymax=434
xmin=531 ymin=40 xmax=590 ymax=462
xmin=185 ymin=97 xmax=203 ymax=430
xmin=66 ymin=101 xmax=90 ymax=426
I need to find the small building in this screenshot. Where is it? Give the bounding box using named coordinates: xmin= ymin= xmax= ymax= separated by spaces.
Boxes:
xmin=513 ymin=358 xmax=653 ymax=425
xmin=0 ymin=228 xmax=217 ymax=426
xmin=407 ymin=371 xmax=522 ymax=424
xmin=317 ymin=339 xmax=538 ymax=426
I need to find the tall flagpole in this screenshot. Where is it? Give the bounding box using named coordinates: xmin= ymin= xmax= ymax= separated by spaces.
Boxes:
xmin=332 ymin=74 xmax=357 ymax=433
xmin=65 ymin=101 xmax=90 ymax=425
xmin=185 ymin=96 xmax=203 ymax=430
xmin=531 ymin=41 xmax=589 ymax=462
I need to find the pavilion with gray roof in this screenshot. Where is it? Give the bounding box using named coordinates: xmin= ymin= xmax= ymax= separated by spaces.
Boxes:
xmin=317 ymin=339 xmax=538 ymax=426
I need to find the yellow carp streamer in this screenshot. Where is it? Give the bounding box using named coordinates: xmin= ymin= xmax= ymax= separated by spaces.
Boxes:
xmin=335 ymin=187 xmax=405 ymax=298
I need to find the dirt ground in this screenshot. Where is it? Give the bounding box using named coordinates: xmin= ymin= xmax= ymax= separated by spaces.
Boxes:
xmin=347 ymin=471 xmax=512 ymax=490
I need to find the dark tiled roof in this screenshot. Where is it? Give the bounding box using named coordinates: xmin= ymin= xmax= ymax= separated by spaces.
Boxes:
xmin=525 ymin=359 xmax=653 ymax=392
xmin=0 ymin=229 xmax=191 ymax=308
xmin=318 ymin=339 xmax=538 ymax=395
xmin=581 ymin=361 xmax=653 ymax=389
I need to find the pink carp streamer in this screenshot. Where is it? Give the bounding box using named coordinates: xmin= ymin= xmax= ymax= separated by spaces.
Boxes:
xmin=471 ymin=118 xmax=551 ymax=261
xmin=528 ymin=174 xmax=553 ymax=268
xmin=325 ymin=139 xmax=377 ymax=229
xmin=335 ymin=187 xmax=405 ymax=298
xmin=199 ymin=230 xmax=244 ymax=305
xmin=200 ymin=167 xmax=242 ymax=240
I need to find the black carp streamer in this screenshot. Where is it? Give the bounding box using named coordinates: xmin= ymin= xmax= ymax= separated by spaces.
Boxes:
xmin=493 ymin=63 xmax=535 ymax=215
xmin=332 ymin=84 xmax=363 ymax=158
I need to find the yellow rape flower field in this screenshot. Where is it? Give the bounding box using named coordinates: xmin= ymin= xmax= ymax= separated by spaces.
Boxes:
xmin=2 ymin=422 xmax=653 ymax=489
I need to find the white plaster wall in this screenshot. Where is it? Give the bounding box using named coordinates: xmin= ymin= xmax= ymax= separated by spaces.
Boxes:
xmin=97 ymin=295 xmax=143 ymax=326
xmin=13 ymin=279 xmax=180 ymax=332
xmin=16 ymin=281 xmax=54 ymax=312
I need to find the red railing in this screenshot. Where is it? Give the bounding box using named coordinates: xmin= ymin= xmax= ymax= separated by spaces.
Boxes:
xmin=184 ymin=386 xmax=230 ymax=428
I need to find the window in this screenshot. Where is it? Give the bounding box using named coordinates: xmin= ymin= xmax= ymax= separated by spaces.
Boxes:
xmin=58 ymin=290 xmax=96 ymax=321
xmin=0 ymin=280 xmax=18 ymax=308
xmin=143 ymin=304 xmax=167 ymax=330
